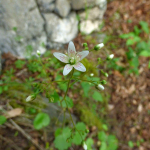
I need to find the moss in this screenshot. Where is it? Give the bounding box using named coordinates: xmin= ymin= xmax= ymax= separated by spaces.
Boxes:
xmin=76 ymin=103 xmax=103 ymax=130
xmin=81 ymin=58 xmax=98 ymax=76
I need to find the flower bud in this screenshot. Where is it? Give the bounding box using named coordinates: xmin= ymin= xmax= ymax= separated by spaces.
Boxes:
xmin=90 ymin=73 xmax=94 ymax=77
xmin=85 ymin=129 xmax=89 ymax=133
xmin=94 ymin=43 xmax=104 ymax=51
xmin=97 ymin=58 xmax=101 ymax=61
xmin=107 ymin=54 xmax=114 ymax=60
xmin=96 ymin=84 xmax=104 ymax=91
xmin=26 ymin=94 xmax=36 ymax=102
xmin=84 ymin=47 xmax=89 ymax=50
xmin=83 ymin=142 xmax=87 ymax=150
xmin=37 ymin=50 xmax=41 ymax=56
xmin=104 ymin=73 xmax=108 ymax=77
xmin=101 ymin=80 xmax=107 ymax=85
xmin=83 ymin=43 xmax=88 ymax=47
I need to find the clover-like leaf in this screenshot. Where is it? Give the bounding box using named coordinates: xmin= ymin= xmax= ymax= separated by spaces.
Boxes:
xmin=33 ymin=113 xmax=50 ymax=130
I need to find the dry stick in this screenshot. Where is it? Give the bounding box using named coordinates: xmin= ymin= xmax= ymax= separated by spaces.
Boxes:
xmin=0 ymin=135 xmax=22 ymax=150
xmin=9 ymin=119 xmax=45 ymax=150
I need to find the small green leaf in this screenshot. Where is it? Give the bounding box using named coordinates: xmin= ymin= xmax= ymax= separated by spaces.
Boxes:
xmin=54 ymin=127 xmax=71 ymax=150
xmin=140 ymin=51 xmax=150 ymax=57
xmin=33 ymin=113 xmax=50 ymax=130
xmin=92 ymin=91 xmax=103 ymax=102
xmin=98 ymin=131 xmax=107 ymax=142
xmin=72 ymin=122 xmax=87 ymax=145
xmin=140 ymin=21 xmax=149 ymax=34
xmin=86 ymin=138 xmax=94 ymax=150
xmin=102 ymin=124 xmax=108 ymax=131
xmin=51 ymin=91 xmax=60 ymax=103
xmin=81 ymin=82 xmax=92 ymax=97
xmin=0 ymin=115 xmax=7 ymax=125
xmin=107 ymin=135 xmax=118 ymax=150
xmin=0 ymin=87 xmax=3 ymax=94
xmin=128 ymin=141 xmax=134 ymax=148
xmin=100 ymin=142 xmax=107 ymax=150
xmin=55 ymin=128 xmax=62 ymax=137
xmin=58 ymin=96 xmax=74 ymax=108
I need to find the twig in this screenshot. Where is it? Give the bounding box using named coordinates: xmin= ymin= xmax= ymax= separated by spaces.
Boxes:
xmin=9 ymin=119 xmax=45 ymax=150
xmin=0 ymin=135 xmax=22 ymax=150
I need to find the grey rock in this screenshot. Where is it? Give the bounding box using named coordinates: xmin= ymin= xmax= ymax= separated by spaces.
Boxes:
xmin=80 ymin=20 xmax=102 ymax=34
xmin=37 ymin=0 xmax=55 ymax=12
xmin=71 ymin=0 xmax=107 ymax=10
xmin=44 ymin=12 xmax=78 ymax=44
xmin=79 ymin=6 xmax=106 ymax=21
xmin=43 ymin=98 xmax=77 ymax=126
xmin=0 ymin=50 xmax=1 ymax=74
xmin=0 ymin=0 xmax=47 ymax=58
xmin=55 ymin=0 xmax=71 ymax=17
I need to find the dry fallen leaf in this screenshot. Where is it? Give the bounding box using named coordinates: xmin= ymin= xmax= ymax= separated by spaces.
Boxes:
xmin=5 ymin=108 xmax=23 ymax=118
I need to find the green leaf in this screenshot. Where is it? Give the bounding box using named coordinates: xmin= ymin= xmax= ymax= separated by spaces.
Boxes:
xmin=81 ymin=82 xmax=92 ymax=97
xmin=140 ymin=21 xmax=149 ymax=34
xmin=58 ymin=82 xmax=67 ymax=92
xmin=126 ymin=47 xmax=134 ymax=60
xmin=51 ymin=91 xmax=60 ymax=103
xmin=58 ymin=96 xmax=74 ymax=108
xmin=55 ymin=128 xmax=62 ymax=137
xmin=149 ymin=61 xmax=150 ymax=69
xmin=128 ymin=141 xmax=134 ymax=148
xmin=33 ymin=113 xmax=50 ymax=130
xmin=0 ymin=86 xmax=3 ymax=94
xmin=86 ymin=138 xmax=94 ymax=150
xmin=92 ymin=91 xmax=103 ymax=102
xmin=0 ymin=115 xmax=7 ymax=125
xmin=134 ymin=26 xmax=141 ymax=35
xmin=120 ymin=32 xmax=135 ymax=39
xmin=126 ymin=36 xmax=141 ymax=46
xmin=72 ymin=122 xmax=87 ymax=145
xmin=54 ymin=127 xmax=71 ymax=150
xmin=129 ymin=56 xmax=139 ymax=68
xmin=140 ymin=50 xmax=150 ymax=57
xmin=102 ymin=124 xmax=108 ymax=131
xmin=100 ymin=142 xmax=107 ymax=150
xmin=98 ymin=131 xmax=107 ymax=142
xmin=107 ymin=135 xmax=118 ymax=150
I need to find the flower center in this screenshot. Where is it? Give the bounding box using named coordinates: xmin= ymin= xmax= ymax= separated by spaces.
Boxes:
xmin=69 ymin=57 xmax=76 ymax=65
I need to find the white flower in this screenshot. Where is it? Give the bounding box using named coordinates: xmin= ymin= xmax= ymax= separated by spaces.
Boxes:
xmin=53 ymin=41 xmax=89 ymax=76
xmin=97 ymin=84 xmax=104 ymax=90
xmin=83 ymin=142 xmax=87 ymax=150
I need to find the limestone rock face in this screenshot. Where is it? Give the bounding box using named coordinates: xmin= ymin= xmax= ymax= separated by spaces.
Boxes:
xmin=79 ymin=6 xmax=106 ymax=20
xmin=55 ymin=0 xmax=71 ymax=17
xmin=71 ymin=0 xmax=106 ymax=10
xmin=45 ymin=12 xmax=78 ymax=44
xmin=37 ymin=0 xmax=55 ymax=12
xmin=0 ymin=0 xmax=106 ymax=58
xmin=80 ymin=20 xmax=101 ymax=34
xmin=0 ymin=0 xmax=46 ymax=58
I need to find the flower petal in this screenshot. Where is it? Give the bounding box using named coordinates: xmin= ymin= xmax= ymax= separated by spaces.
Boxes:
xmin=68 ymin=41 xmax=76 ymax=57
xmin=76 ymin=51 xmax=89 ymax=61
xmin=63 ymin=64 xmax=73 ymax=76
xmin=74 ymin=62 xmax=86 ymax=72
xmin=53 ymin=52 xmax=68 ymax=63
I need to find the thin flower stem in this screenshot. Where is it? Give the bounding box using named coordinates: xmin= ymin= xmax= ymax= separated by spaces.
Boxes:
xmin=60 ymin=68 xmax=84 ymax=141
xmin=72 ymin=77 xmax=97 ymax=85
